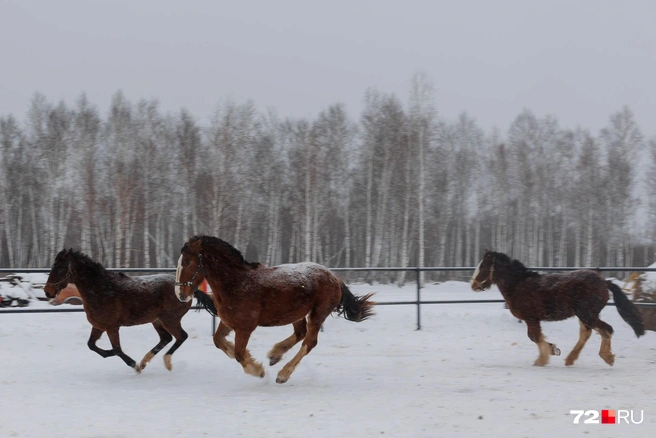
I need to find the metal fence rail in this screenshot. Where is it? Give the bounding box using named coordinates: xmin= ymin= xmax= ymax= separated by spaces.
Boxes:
xmin=2 ymin=266 xmax=656 ymax=332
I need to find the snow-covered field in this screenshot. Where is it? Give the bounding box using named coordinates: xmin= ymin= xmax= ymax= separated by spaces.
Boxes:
xmin=1 ymin=281 xmax=655 ymax=437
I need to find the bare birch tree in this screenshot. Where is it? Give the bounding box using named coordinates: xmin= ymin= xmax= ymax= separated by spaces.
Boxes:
xmin=408 ymin=72 xmax=436 ymax=285
xmin=0 ymin=116 xmax=27 ymax=266
xmin=71 ymin=94 xmax=101 ymax=257
xmin=599 ymin=106 xmax=643 ymax=269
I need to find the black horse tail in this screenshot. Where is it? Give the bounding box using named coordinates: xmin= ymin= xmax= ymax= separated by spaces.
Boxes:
xmin=336 ymin=281 xmax=375 ymax=322
xmin=193 ymin=290 xmax=218 ymax=316
xmin=607 ymin=281 xmax=645 ymax=337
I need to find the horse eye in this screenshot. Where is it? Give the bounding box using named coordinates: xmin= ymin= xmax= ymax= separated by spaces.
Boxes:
xmin=185 ymin=259 xmax=190 ymax=266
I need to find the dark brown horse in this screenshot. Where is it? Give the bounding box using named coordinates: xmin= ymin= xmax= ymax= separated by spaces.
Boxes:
xmin=175 ymin=235 xmax=375 ymax=384
xmin=44 ymin=248 xmax=192 ymax=373
xmin=471 ymin=250 xmax=644 ymax=366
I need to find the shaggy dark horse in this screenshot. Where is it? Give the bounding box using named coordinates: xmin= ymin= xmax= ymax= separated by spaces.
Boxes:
xmin=175 ymin=235 xmax=375 ymax=384
xmin=44 ymin=249 xmax=192 ymax=373
xmin=471 ymin=250 xmax=644 ymax=366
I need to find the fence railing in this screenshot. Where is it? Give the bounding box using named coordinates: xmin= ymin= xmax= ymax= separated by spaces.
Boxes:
xmin=2 ymin=266 xmax=656 ymax=332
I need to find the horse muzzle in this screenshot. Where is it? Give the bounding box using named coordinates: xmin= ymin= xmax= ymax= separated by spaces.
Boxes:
xmin=43 ymin=285 xmax=58 ymax=299
xmin=178 ymin=293 xmax=193 ymax=303
xmin=470 ymin=279 xmax=491 ymax=292
xmin=174 ymin=284 xmax=193 ymax=302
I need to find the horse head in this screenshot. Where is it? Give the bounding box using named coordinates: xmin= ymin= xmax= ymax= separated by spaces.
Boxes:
xmin=44 ymin=249 xmax=74 ymax=298
xmin=471 ymin=250 xmax=495 ymax=292
xmin=175 ymin=240 xmax=206 ymax=302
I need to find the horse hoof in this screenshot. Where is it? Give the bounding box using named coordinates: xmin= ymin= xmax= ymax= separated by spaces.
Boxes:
xmin=269 ymin=357 xmax=281 ymax=366
xmin=134 ymin=365 xmax=142 ymax=374
xmin=276 ymin=376 xmax=288 ymax=384
xmin=243 ymin=361 xmax=265 ymax=378
xmin=553 ymin=347 xmax=561 ymax=356
xmin=164 ymin=355 xmax=173 ymax=371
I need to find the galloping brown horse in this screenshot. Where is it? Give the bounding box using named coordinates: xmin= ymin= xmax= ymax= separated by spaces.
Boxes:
xmin=44 ymin=249 xmax=192 ymax=373
xmin=471 ymin=250 xmax=644 ymax=366
xmin=175 ymin=235 xmax=375 ymax=384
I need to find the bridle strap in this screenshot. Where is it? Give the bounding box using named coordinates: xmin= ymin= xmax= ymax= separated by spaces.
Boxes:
xmin=175 ymin=253 xmax=207 ymax=291
xmin=473 ymin=256 xmax=495 ymax=289
xmin=487 ymin=257 xmax=495 ymax=284
xmin=45 ymin=266 xmax=72 ymax=293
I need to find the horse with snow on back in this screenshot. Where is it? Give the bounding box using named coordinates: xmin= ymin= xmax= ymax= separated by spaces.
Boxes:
xmin=471 ymin=250 xmax=644 ymax=367
xmin=44 ymin=248 xmax=192 ymax=373
xmin=175 ymin=235 xmax=375 ymax=384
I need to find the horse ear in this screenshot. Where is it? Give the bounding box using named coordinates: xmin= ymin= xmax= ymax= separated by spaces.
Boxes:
xmin=484 ymin=248 xmax=489 ymax=254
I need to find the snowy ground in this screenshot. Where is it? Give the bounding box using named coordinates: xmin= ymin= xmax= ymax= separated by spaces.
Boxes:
xmin=1 ymin=281 xmax=655 ymax=438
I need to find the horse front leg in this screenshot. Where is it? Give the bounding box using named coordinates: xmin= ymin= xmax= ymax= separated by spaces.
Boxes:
xmin=565 ymin=319 xmax=592 ymax=366
xmin=159 ymin=320 xmax=189 ymax=371
xmin=213 ymin=320 xmax=235 ymax=359
xmin=139 ymin=320 xmax=173 ymax=370
xmin=106 ymin=328 xmax=141 ymax=373
xmin=234 ymin=329 xmax=264 ymax=378
xmin=87 ymin=327 xmax=115 ymax=358
xmin=525 ymin=319 xmax=560 ymax=366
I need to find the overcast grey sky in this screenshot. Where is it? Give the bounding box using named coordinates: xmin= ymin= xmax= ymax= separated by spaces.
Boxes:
xmin=1 ymin=0 xmax=655 ymax=135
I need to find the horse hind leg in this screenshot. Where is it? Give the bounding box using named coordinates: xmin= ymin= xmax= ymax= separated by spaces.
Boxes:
xmin=276 ymin=310 xmax=327 ymax=384
xmin=159 ymin=320 xmax=189 ymax=371
xmin=234 ymin=329 xmax=265 ymax=378
xmin=213 ymin=321 xmax=235 ymax=359
xmin=593 ymin=319 xmax=615 ymax=366
xmin=106 ymin=328 xmax=141 ymax=373
xmin=267 ymin=319 xmax=307 ymax=366
xmin=565 ymin=319 xmax=592 ymax=366
xmin=139 ymin=320 xmax=173 ymax=371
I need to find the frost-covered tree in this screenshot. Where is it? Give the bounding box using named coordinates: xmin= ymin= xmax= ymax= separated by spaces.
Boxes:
xmin=70 ymin=94 xmax=101 ymax=258
xmin=599 ymin=106 xmax=643 ymax=267
xmin=0 ymin=115 xmax=27 ymax=266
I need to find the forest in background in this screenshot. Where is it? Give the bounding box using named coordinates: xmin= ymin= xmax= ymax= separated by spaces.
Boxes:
xmin=1 ymin=74 xmax=655 ymax=282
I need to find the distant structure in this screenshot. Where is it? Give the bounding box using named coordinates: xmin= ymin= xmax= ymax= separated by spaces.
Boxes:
xmin=623 ymin=263 xmax=656 ymax=332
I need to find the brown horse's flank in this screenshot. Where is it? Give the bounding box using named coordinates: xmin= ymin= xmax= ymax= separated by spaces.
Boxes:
xmin=471 ymin=250 xmax=644 ymax=367
xmin=176 ymin=235 xmax=375 ymax=384
xmin=44 ymin=249 xmax=192 ymax=373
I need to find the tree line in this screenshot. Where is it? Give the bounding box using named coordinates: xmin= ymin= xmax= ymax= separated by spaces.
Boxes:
xmin=1 ymin=74 xmax=655 ymax=283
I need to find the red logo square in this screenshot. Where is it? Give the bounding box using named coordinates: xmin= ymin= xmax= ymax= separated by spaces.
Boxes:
xmin=602 ymin=410 xmax=616 ymax=424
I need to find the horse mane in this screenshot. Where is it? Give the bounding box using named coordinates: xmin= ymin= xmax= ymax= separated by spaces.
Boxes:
xmin=65 ymin=249 xmax=108 ymax=277
xmin=493 ymin=252 xmax=539 ymax=279
xmin=61 ymin=249 xmax=125 ymax=295
xmin=185 ymin=235 xmax=261 ymax=268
